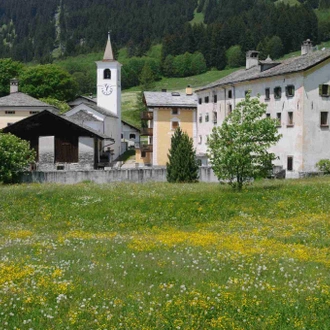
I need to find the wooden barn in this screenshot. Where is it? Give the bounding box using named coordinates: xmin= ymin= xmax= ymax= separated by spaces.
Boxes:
xmin=3 ymin=110 xmax=114 ymax=171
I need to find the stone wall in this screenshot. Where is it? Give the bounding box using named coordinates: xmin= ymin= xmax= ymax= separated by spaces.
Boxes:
xmin=20 ymin=167 xmax=219 ymax=184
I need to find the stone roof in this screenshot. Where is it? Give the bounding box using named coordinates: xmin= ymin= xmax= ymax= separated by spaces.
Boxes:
xmin=0 ymin=92 xmax=55 ymax=108
xmin=75 ymin=102 xmax=119 ymax=118
xmin=69 ymin=110 xmax=102 ymax=122
xmin=144 ymin=91 xmax=197 ymax=108
xmin=196 ymin=49 xmax=330 ymax=92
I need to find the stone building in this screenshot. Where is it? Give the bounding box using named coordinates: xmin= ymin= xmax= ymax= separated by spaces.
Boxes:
xmin=195 ymin=40 xmax=330 ymax=178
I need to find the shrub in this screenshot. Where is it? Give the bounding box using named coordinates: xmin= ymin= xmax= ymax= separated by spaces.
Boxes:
xmin=0 ymin=133 xmax=36 ymax=183
xmin=316 ymin=159 xmax=330 ymax=174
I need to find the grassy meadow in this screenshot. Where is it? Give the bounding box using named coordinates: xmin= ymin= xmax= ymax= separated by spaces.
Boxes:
xmin=1 ymin=179 xmax=330 ymax=329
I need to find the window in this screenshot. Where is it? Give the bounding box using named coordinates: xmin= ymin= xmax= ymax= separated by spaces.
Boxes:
xmin=172 ymin=121 xmax=179 ymax=130
xmin=274 ymin=87 xmax=282 ymax=99
xmin=129 ymin=134 xmax=136 ymax=139
xmin=198 ymin=98 xmax=202 ymax=105
xmin=265 ymin=88 xmax=270 ymax=100
xmin=245 ymin=90 xmax=249 ymax=96
xmin=141 ymin=151 xmax=146 ymax=158
xmin=287 ymin=156 xmax=293 ymax=171
xmin=286 ymin=85 xmax=295 ymax=97
xmin=276 ymin=113 xmax=282 ymax=127
xmin=213 ymin=111 xmax=217 ymax=124
xmin=205 ymin=96 xmax=209 ymax=103
xmin=228 ymin=90 xmax=232 ymax=99
xmin=205 ymin=113 xmax=209 ymax=122
xmin=287 ymin=112 xmax=294 ymax=126
xmin=228 ymin=104 xmax=232 ymax=115
xmin=266 ymin=113 xmax=271 ymax=118
xmin=5 ymin=111 xmax=15 ymax=114
xmin=198 ymin=135 xmax=202 ymax=144
xmin=321 ymin=112 xmax=329 ymax=127
xmin=213 ymin=94 xmax=217 ymax=103
xmin=172 ymin=108 xmax=178 ymax=115
xmin=121 ymin=134 xmax=124 ymax=139
xmin=319 ymin=84 xmax=330 ymax=97
xmin=30 ymin=111 xmax=38 ymax=114
xmin=104 ymin=69 xmax=111 ymax=79
xmin=199 ymin=115 xmax=202 ymax=123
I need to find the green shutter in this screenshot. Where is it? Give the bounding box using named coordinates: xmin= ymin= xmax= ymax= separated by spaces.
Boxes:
xmin=319 ymin=84 xmax=323 ymax=96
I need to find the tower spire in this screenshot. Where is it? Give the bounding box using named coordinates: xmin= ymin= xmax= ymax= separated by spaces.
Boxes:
xmin=103 ymin=31 xmax=114 ymax=61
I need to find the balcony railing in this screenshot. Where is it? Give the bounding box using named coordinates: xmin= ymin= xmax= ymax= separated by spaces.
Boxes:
xmin=135 ymin=143 xmax=153 ymax=152
xmin=140 ymin=128 xmax=153 ymax=136
xmin=141 ymin=111 xmax=153 ymax=120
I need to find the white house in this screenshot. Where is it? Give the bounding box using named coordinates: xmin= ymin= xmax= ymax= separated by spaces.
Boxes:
xmin=195 ymin=40 xmax=330 ymax=178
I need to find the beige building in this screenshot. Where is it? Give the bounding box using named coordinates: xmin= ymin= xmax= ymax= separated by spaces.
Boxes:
xmin=0 ymin=79 xmax=57 ymax=129
xmin=136 ymin=87 xmax=197 ymax=166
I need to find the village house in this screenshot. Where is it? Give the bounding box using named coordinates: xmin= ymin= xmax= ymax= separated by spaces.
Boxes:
xmin=137 ymin=86 xmax=197 ymax=166
xmin=68 ymin=95 xmax=140 ymax=150
xmin=195 ymin=40 xmax=330 ymax=178
xmin=0 ymin=78 xmax=58 ymax=129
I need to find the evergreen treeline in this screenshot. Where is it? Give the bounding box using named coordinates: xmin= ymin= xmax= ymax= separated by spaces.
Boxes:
xmin=0 ymin=0 xmax=196 ymax=62
xmin=162 ymin=2 xmax=319 ymax=70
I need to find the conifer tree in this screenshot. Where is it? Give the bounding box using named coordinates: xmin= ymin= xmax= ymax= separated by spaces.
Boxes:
xmin=166 ymin=127 xmax=199 ymax=183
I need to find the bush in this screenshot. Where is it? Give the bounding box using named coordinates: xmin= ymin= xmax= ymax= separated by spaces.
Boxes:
xmin=316 ymin=159 xmax=330 ymax=174
xmin=0 ymin=133 xmax=36 ymax=183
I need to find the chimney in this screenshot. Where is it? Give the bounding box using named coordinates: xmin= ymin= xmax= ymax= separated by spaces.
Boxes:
xmin=246 ymin=51 xmax=259 ymax=70
xmin=301 ymin=39 xmax=313 ymax=55
xmin=10 ymin=78 xmax=19 ymax=94
xmin=186 ymin=85 xmax=193 ymax=95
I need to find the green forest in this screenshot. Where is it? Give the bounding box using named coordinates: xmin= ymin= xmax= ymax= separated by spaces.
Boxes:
xmin=0 ymin=0 xmax=330 ymax=93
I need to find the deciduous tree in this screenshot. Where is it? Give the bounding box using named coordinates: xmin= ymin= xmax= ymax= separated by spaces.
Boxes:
xmin=0 ymin=133 xmax=36 ymax=183
xmin=207 ymin=93 xmax=281 ymax=190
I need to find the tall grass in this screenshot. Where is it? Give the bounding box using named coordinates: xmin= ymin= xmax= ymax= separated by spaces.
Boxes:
xmin=0 ymin=179 xmax=330 ymax=329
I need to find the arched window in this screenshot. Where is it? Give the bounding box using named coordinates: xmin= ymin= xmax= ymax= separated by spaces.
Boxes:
xmin=129 ymin=134 xmax=136 ymax=140
xmin=104 ymin=69 xmax=111 ymax=79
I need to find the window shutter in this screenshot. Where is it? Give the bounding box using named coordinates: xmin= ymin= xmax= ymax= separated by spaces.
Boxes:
xmin=285 ymin=86 xmax=288 ymax=97
xmin=319 ymin=85 xmax=323 ymax=96
xmin=327 ymin=85 xmax=330 ymax=96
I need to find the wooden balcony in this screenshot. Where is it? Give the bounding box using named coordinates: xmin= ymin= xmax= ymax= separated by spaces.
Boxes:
xmin=140 ymin=128 xmax=153 ymax=136
xmin=135 ymin=143 xmax=153 ymax=152
xmin=141 ymin=111 xmax=153 ymax=120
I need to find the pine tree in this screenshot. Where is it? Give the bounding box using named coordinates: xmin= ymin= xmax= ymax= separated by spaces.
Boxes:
xmin=166 ymin=127 xmax=199 ymax=183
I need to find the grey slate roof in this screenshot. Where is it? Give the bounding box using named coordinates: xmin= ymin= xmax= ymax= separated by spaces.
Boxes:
xmin=196 ymin=49 xmax=330 ymax=92
xmin=77 ymin=102 xmax=119 ymax=118
xmin=144 ymin=91 xmax=197 ymax=108
xmin=69 ymin=110 xmax=102 ymax=122
xmin=0 ymin=92 xmax=54 ymax=108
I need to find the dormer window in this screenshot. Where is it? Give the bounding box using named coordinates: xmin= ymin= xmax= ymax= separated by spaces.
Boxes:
xmin=104 ymin=69 xmax=111 ymax=79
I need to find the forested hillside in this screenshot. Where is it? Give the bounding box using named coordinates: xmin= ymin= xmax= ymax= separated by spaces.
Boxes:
xmin=1 ymin=0 xmax=330 ymax=93
xmin=0 ymin=0 xmax=196 ymax=62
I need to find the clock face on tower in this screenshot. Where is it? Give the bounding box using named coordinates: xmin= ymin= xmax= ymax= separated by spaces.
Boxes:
xmin=101 ymin=83 xmax=113 ymax=95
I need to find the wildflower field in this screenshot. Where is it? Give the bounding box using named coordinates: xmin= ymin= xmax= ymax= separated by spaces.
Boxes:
xmin=0 ymin=179 xmax=330 ymax=330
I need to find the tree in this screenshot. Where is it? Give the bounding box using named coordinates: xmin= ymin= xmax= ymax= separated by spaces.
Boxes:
xmin=0 ymin=58 xmax=23 ymax=97
xmin=0 ymin=133 xmax=36 ymax=183
xmin=207 ymin=93 xmax=282 ymax=190
xmin=40 ymin=97 xmax=71 ymax=114
xmin=166 ymin=127 xmax=199 ymax=183
xmin=20 ymin=64 xmax=78 ymax=101
xmin=226 ymin=45 xmax=245 ymax=68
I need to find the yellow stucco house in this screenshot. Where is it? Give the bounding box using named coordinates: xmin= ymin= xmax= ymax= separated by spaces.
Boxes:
xmin=136 ymin=87 xmax=197 ymax=166
xmin=0 ymin=79 xmax=57 ymax=129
